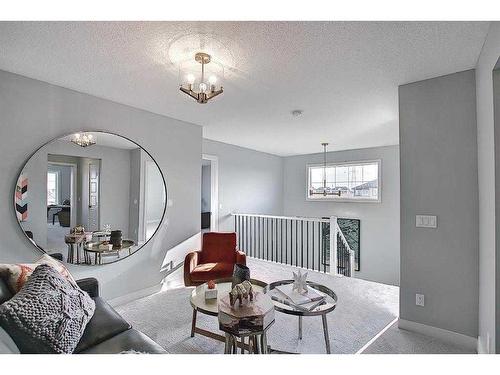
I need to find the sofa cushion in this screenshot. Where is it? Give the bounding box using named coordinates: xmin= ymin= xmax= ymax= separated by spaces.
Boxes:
xmin=190 ymin=262 xmax=234 ymax=282
xmin=0 ymin=327 xmax=20 ymax=354
xmin=74 ymin=297 xmax=131 ymax=353
xmin=0 ymin=278 xmax=12 ymax=305
xmin=0 ymin=254 xmax=77 ymax=294
xmin=79 ymin=328 xmax=166 ymax=354
xmin=201 ymin=232 xmax=237 ymax=264
xmin=0 ymin=264 xmax=95 ymax=353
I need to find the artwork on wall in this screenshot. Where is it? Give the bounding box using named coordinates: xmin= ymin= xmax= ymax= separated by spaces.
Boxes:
xmin=337 ymin=218 xmax=360 ymax=271
xmin=15 ymin=174 xmax=28 ymax=222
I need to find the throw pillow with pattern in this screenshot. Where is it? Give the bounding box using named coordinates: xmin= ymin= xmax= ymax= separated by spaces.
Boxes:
xmin=0 ymin=254 xmax=76 ymax=294
xmin=0 ymin=264 xmax=95 ymax=354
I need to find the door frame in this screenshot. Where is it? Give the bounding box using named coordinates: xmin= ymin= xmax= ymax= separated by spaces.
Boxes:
xmin=202 ymin=154 xmax=219 ymax=232
xmin=47 ymin=161 xmax=77 ymax=228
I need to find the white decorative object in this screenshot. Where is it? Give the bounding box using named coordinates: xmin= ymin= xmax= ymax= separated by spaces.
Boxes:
xmin=205 ymin=284 xmax=218 ymax=300
xmin=292 ymin=270 xmax=308 ymax=294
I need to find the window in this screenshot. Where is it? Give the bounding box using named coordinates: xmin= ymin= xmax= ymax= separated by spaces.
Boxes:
xmin=47 ymin=170 xmax=59 ymax=205
xmin=307 ymin=160 xmax=381 ymax=202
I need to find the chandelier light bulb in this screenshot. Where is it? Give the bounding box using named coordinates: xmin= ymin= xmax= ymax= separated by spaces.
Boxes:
xmin=199 ymin=82 xmax=207 ymax=93
xmin=186 ymin=74 xmax=195 ymax=84
xmin=208 ymin=75 xmax=217 ymax=85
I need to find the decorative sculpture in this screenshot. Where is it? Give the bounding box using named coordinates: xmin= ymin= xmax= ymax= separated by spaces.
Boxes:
xmin=229 ymin=280 xmax=254 ymax=306
xmin=292 ymin=270 xmax=308 ymax=294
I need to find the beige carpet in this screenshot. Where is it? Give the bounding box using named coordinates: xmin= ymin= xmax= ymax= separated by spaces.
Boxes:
xmin=116 ymin=258 xmax=401 ymax=354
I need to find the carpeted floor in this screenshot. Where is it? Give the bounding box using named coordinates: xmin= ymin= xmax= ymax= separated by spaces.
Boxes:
xmin=116 ymin=258 xmax=400 ymax=354
xmin=115 ymin=258 xmax=474 ymax=354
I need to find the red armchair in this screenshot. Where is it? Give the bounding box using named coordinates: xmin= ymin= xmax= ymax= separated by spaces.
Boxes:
xmin=184 ymin=232 xmax=246 ymax=286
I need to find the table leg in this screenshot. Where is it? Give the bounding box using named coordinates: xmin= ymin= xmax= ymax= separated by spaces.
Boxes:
xmin=95 ymin=252 xmax=98 ymax=265
xmin=232 ymin=336 xmax=237 ymax=354
xmin=261 ymin=332 xmax=268 ymax=354
xmin=224 ymin=333 xmax=231 ymax=354
xmin=322 ymin=314 xmax=331 ymax=354
xmin=191 ymin=308 xmax=197 ymax=337
xmin=240 ymin=336 xmax=245 ymax=354
xmin=298 ymin=316 xmax=303 ymax=340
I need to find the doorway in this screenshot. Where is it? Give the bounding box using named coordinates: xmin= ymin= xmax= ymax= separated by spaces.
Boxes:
xmin=46 ymin=161 xmax=77 ymax=254
xmin=201 ymin=154 xmax=219 ymax=232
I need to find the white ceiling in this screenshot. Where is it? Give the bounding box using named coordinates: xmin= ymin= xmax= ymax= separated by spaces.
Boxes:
xmin=0 ymin=22 xmax=490 ymax=156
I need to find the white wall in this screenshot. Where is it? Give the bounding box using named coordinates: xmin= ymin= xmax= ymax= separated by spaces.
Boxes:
xmin=0 ymin=69 xmax=201 ymax=300
xmin=202 ymin=139 xmax=284 ymax=232
xmin=399 ymin=70 xmax=478 ymax=339
xmin=475 ymin=22 xmax=500 ymax=354
xmin=282 ymin=145 xmax=400 ymax=286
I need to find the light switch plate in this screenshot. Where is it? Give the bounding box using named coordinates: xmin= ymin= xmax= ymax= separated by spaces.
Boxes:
xmin=416 ymin=293 xmax=425 ymax=307
xmin=416 ymin=215 xmax=437 ymax=228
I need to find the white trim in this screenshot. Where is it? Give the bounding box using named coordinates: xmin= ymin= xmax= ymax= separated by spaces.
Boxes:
xmin=398 ymin=319 xmax=478 ymax=352
xmin=202 ymin=154 xmax=219 ymax=231
xmin=356 ymin=316 xmax=399 ymax=354
xmin=477 ymin=334 xmax=490 ymax=354
xmin=108 ymin=283 xmax=161 ymax=308
xmin=231 ymin=212 xmax=330 ymax=223
xmin=305 ymin=158 xmax=382 ymax=203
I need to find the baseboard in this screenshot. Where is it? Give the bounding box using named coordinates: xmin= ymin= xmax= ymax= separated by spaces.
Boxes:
xmin=398 ymin=319 xmax=477 ymax=352
xmin=108 ymin=283 xmax=162 ymax=308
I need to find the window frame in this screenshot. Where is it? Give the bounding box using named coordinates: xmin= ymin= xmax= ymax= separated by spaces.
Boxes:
xmin=305 ymin=159 xmax=382 ymax=203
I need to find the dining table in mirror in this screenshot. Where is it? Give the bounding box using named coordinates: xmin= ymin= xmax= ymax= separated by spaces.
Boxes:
xmin=14 ymin=131 xmax=167 ymax=265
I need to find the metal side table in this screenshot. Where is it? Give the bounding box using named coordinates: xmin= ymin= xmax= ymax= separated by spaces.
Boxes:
xmin=264 ymin=280 xmax=338 ymax=354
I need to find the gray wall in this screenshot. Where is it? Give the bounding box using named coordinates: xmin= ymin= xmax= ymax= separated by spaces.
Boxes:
xmin=399 ymin=70 xmax=479 ymax=338
xmin=0 ymin=69 xmax=201 ymax=300
xmin=282 ymin=145 xmax=400 ymax=286
xmin=475 ymin=22 xmax=500 ymax=353
xmin=202 ymin=139 xmax=284 ymax=232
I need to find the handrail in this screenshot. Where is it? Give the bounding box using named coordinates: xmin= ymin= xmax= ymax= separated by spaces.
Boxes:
xmin=336 ymin=223 xmax=356 ymax=277
xmin=231 ymin=212 xmax=330 ymax=223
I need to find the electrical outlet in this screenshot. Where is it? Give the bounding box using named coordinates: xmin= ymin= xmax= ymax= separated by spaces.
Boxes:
xmin=416 ymin=293 xmax=425 ymax=307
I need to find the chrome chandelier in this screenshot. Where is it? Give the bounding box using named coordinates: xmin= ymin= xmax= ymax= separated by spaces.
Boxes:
xmin=310 ymin=142 xmax=341 ymax=197
xmin=179 ymin=52 xmax=224 ymax=104
xmin=71 ymin=133 xmax=96 ymax=148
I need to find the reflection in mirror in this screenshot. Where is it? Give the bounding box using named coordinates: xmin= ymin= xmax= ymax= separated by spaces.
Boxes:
xmin=15 ymin=132 xmax=166 ymax=265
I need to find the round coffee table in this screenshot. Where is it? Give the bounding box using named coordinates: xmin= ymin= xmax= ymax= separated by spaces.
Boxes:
xmin=264 ymin=280 xmax=338 ymax=353
xmin=190 ymin=278 xmax=268 ymax=352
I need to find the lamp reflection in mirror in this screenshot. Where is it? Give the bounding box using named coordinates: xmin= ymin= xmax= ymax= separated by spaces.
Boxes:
xmin=71 ymin=132 xmax=96 ymax=148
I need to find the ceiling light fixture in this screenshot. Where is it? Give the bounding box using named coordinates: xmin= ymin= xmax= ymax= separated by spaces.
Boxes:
xmin=71 ymin=133 xmax=96 ymax=148
xmin=291 ymin=110 xmax=303 ymax=117
xmin=179 ymin=52 xmax=224 ymax=104
xmin=310 ymin=143 xmax=341 ymax=197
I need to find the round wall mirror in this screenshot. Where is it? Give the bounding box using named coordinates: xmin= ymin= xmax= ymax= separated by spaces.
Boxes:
xmin=14 ymin=131 xmax=166 ymax=265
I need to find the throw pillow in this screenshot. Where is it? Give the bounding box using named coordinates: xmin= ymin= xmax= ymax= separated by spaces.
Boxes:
xmin=0 ymin=254 xmax=76 ymax=294
xmin=0 ymin=264 xmax=95 ymax=354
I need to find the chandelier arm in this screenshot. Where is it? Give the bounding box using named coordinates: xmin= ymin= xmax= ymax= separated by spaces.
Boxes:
xmin=206 ymin=89 xmax=224 ymax=100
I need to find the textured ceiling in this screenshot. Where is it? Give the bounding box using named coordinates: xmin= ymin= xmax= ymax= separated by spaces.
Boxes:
xmin=0 ymin=22 xmax=490 ymax=156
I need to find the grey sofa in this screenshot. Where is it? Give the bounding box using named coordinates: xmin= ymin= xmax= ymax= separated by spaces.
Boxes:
xmin=0 ymin=276 xmax=166 ymax=354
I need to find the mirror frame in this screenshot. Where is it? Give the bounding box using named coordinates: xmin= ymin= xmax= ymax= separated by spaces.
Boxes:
xmin=13 ymin=130 xmax=168 ymax=266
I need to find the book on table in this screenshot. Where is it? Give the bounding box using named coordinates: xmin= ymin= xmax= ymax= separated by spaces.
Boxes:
xmin=272 ymin=284 xmax=326 ymax=311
